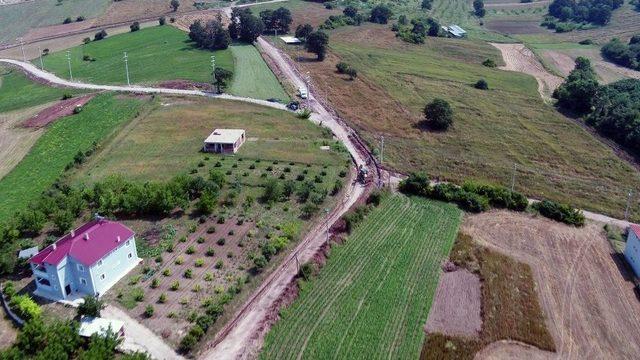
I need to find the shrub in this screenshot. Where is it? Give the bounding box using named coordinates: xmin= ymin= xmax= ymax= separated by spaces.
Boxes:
xmin=253 ymin=254 xmax=268 ymax=270
xmin=94 ymin=29 xmax=107 ymax=41
xmin=145 ymin=305 xmax=155 ymax=317
xmin=475 ymin=79 xmax=489 ymax=90
xmin=9 ymin=295 xmax=41 ymax=321
xmin=151 ymin=278 xmax=160 ymax=289
xmin=62 ymin=93 xmax=73 ymax=100
xmin=207 ymin=226 xmax=216 ymax=234
xmin=336 ymin=62 xmax=350 ymax=73
xmin=423 ymin=98 xmax=453 ymax=130
xmin=482 ymin=58 xmax=496 ymax=67
xmin=204 ymin=272 xmax=214 ymax=281
xmin=195 ymin=259 xmax=205 ymax=267
xmin=206 ymin=247 xmax=215 ymax=256
xmin=175 ymin=256 xmax=185 ymax=265
xmin=299 ymin=262 xmax=315 ymax=280
xmin=162 ymin=269 xmax=172 ymax=276
xmin=170 ymin=281 xmax=180 ymax=291
xmin=158 ymin=293 xmax=167 ymax=303
xmin=179 ymin=333 xmax=197 ymax=353
xmin=184 ymin=269 xmax=193 ymax=278
xmin=197 ymin=237 xmax=205 ymax=244
xmin=215 ymin=260 xmax=224 ymax=269
xmin=186 ymin=246 xmax=196 ymax=254
xmin=532 ymin=200 xmax=585 ymax=226
xmin=217 ymin=238 xmax=226 ymax=246
xmin=159 ymin=16 xmax=166 ymax=25
xmin=77 ymin=295 xmax=104 ymax=318
xmin=130 ymin=21 xmax=140 ymax=32
xmin=133 ymin=289 xmax=145 ymax=302
xmin=63 ymin=17 xmax=73 ymax=24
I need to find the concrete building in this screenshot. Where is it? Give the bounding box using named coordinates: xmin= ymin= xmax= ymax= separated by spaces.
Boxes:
xmin=30 ymin=218 xmax=140 ymax=302
xmin=624 ymin=224 xmax=640 ymax=277
xmin=203 ymin=129 xmax=246 ymax=154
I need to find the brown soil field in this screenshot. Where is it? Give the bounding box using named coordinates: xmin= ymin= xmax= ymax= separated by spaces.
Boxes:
xmin=173 ymin=10 xmax=228 ymax=32
xmin=0 ymin=103 xmax=49 ymax=179
xmin=540 ymin=48 xmax=640 ymax=83
xmin=485 ymin=20 xmax=549 ymax=35
xmin=24 ymin=19 xmax=98 ymax=42
xmin=22 ymin=94 xmax=94 ymax=128
xmin=491 ymin=42 xmax=563 ymax=99
xmin=95 ymin=0 xmax=197 ymax=27
xmin=425 ymin=269 xmax=482 ymax=337
xmin=463 ymin=211 xmax=640 ymax=359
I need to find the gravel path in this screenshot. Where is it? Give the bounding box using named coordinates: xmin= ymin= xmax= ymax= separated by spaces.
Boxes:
xmin=102 ymin=305 xmax=184 ymax=360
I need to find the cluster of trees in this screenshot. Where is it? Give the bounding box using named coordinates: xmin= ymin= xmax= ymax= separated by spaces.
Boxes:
xmin=395 ymin=16 xmax=440 ymax=44
xmin=259 ymin=7 xmax=293 ymax=34
xmin=532 ymin=200 xmax=585 ymax=226
xmin=548 ymin=0 xmax=623 ymax=25
xmin=229 ymin=8 xmax=265 ymax=43
xmin=421 ymin=0 xmax=433 ymax=10
xmin=370 ymin=4 xmax=393 ymax=24
xmin=473 ymin=0 xmax=486 ymax=17
xmin=319 ymin=6 xmax=365 ymax=30
xmin=601 ymin=35 xmax=640 ymax=70
xmin=400 ymin=173 xmax=529 ymax=213
xmin=553 ymin=57 xmax=599 ymax=114
xmin=189 ymin=17 xmax=231 ymax=50
xmin=295 ymin=23 xmax=314 ymax=39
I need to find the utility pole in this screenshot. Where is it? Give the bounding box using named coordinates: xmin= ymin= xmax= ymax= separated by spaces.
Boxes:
xmin=380 ymin=135 xmax=384 ymax=164
xmin=625 ymin=189 xmax=633 ymax=220
xmin=123 ymin=52 xmax=130 ymax=86
xmin=66 ymin=50 xmax=73 ymax=81
xmin=37 ymin=45 xmax=44 ymax=70
xmin=211 ymin=55 xmax=216 ymax=91
xmin=18 ymin=38 xmax=26 ymax=62
xmin=510 ymin=163 xmax=517 ymax=192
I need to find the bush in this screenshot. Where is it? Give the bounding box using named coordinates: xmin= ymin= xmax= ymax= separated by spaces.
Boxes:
xmin=130 ymin=22 xmax=140 ymax=32
xmin=170 ymin=281 xmax=180 ymax=291
xmin=482 ymin=58 xmax=497 ymax=67
xmin=474 ymin=79 xmax=489 ymax=90
xmin=63 ymin=17 xmax=73 ymax=24
xmin=10 ymin=295 xmax=41 ymax=321
xmin=159 ymin=16 xmax=166 ymax=25
xmin=253 ymin=254 xmax=268 ymax=270
xmin=532 ymin=200 xmax=585 ymax=226
xmin=184 ymin=269 xmax=193 ymax=278
xmin=144 ymin=305 xmax=155 ymax=318
xmin=423 ymin=98 xmax=453 ymax=130
xmin=94 ymin=29 xmax=108 ymax=41
xmin=336 ymin=62 xmax=350 ymax=74
xmin=217 ymin=238 xmax=225 ymax=246
xmin=158 ymin=293 xmax=167 ymax=303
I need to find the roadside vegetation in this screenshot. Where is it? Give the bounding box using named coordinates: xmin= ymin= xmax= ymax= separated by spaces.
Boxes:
xmin=421 ymin=233 xmax=555 ymax=359
xmin=262 ymin=194 xmax=461 ymax=359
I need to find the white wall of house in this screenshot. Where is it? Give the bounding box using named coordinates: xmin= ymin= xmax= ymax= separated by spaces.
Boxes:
xmin=624 ymin=230 xmax=640 ymax=277
xmin=89 ymin=235 xmax=139 ymax=296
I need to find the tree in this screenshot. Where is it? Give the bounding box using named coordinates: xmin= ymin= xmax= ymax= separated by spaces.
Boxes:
xmin=261 ymin=179 xmax=283 ymax=204
xmin=260 ymin=7 xmax=292 ymax=34
xmin=239 ymin=13 xmax=264 ymax=43
xmin=130 ymin=22 xmax=140 ymax=32
xmin=196 ymin=190 xmax=217 ymax=215
xmin=77 ymin=296 xmax=104 ymax=318
xmin=421 ymin=0 xmax=433 ymax=10
xmin=305 ymin=31 xmax=329 ymax=61
xmin=370 ymin=5 xmax=392 ymax=24
xmin=423 ymin=98 xmax=453 ymax=130
xmin=170 ymin=0 xmax=180 ymax=12
xmin=473 ymin=0 xmax=486 ymax=17
xmin=213 ymin=68 xmax=233 ymax=93
xmin=159 ymin=17 xmax=166 ymax=26
xmin=553 ymin=57 xmax=600 ymax=114
xmin=94 ymin=29 xmax=107 ymax=41
xmin=52 ymin=210 xmax=73 ymax=234
xmin=343 ymin=6 xmax=358 ymax=18
xmin=295 ymin=24 xmax=314 ymax=40
xmin=189 ymin=19 xmax=231 ymax=50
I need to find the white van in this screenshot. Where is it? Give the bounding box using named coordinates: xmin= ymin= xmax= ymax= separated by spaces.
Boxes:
xmin=298 ymin=87 xmax=308 ymax=99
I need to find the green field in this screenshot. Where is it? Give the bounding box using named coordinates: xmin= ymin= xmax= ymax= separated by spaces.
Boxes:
xmin=73 ymin=96 xmax=346 ymax=184
xmin=0 ymin=0 xmax=110 ymax=45
xmin=326 ymin=26 xmax=640 ymax=220
xmin=229 ymin=44 xmax=290 ymax=101
xmin=40 ymin=26 xmax=234 ymax=86
xmin=261 ymin=195 xmax=461 ymax=359
xmin=0 ymin=93 xmax=143 ymax=222
xmin=0 ymin=66 xmax=84 ymax=113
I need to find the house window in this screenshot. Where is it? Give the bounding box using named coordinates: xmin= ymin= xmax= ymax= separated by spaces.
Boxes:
xmin=97 ymin=260 xmax=103 ymax=267
xmin=128 ymin=253 xmax=132 ymax=259
xmin=77 ymin=264 xmax=84 ymax=272
xmin=36 ymin=277 xmax=51 ymax=286
xmin=34 ymin=264 xmax=46 ymax=273
xmin=100 ymin=274 xmax=105 ymax=281
xmin=80 ymin=278 xmax=87 ymax=285
xmin=126 ymin=240 xmax=131 ymax=247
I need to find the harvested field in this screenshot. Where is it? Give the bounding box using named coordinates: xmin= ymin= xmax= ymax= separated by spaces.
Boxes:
xmin=22 ymin=94 xmax=94 ymax=128
xmin=491 ymin=42 xmax=563 ymax=99
xmin=0 ymin=103 xmax=47 ymax=179
xmin=424 ymin=269 xmax=482 ymax=337
xmin=172 ymin=10 xmax=228 ymax=32
xmin=94 ymin=0 xmax=197 ymax=27
xmin=485 ymin=20 xmax=549 ymax=35
xmin=463 ymin=211 xmax=640 ymax=359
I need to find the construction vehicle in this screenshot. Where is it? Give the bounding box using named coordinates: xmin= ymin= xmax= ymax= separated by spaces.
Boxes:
xmin=357 ymin=164 xmax=369 ymax=184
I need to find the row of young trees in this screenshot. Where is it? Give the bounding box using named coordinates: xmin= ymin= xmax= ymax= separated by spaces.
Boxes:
xmin=555 ymin=57 xmax=640 ymax=160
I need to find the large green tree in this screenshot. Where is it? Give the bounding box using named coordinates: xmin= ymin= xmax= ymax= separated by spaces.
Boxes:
xmin=553 ymin=57 xmax=600 ymax=114
xmin=305 ymin=31 xmax=329 ymax=61
xmin=423 ymin=98 xmax=454 ymax=130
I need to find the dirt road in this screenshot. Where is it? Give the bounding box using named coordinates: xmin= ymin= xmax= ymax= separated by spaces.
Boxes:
xmin=491 ymin=43 xmax=564 ymax=100
xmin=464 ymin=211 xmax=640 ymax=360
xmin=103 ymin=304 xmax=184 ymax=360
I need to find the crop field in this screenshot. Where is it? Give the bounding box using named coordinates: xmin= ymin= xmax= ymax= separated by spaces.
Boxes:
xmin=0 ymin=93 xmax=143 ymax=222
xmin=0 ymin=0 xmax=111 ymax=45
xmin=261 ymin=195 xmax=461 ymax=359
xmin=0 ymin=103 xmax=49 ymax=180
xmin=291 ymin=24 xmax=640 ymax=220
xmin=229 ymin=44 xmax=289 ymax=101
xmin=73 ymin=96 xmax=346 ymax=184
xmin=0 ymin=66 xmax=83 ymax=113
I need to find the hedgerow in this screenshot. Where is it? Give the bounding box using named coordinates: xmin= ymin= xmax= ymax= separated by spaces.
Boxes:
xmin=532 ymin=200 xmax=585 ymax=226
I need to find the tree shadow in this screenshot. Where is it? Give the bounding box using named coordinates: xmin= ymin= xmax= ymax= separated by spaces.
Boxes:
xmin=412 ymin=120 xmax=449 ymax=133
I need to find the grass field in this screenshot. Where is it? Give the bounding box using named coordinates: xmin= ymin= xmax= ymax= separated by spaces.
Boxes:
xmin=0 ymin=66 xmax=83 ymax=113
xmin=229 ymin=44 xmax=289 ymax=101
xmin=0 ymin=0 xmax=111 ymax=45
xmin=0 ymin=93 xmax=143 ymax=222
xmin=261 ymin=195 xmax=461 ymax=359
xmin=73 ymin=96 xmax=346 ymax=184
xmin=39 ymin=26 xmax=234 ymax=86
xmin=295 ymin=25 xmax=640 ymax=220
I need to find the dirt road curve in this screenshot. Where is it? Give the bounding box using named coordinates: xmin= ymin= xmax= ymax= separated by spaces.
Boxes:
xmin=491 ymin=43 xmax=563 ymax=100
xmin=465 ymin=212 xmax=640 ymax=360
xmin=0 ymin=59 xmax=288 ymax=111
xmin=102 ymin=305 xmax=184 ymax=360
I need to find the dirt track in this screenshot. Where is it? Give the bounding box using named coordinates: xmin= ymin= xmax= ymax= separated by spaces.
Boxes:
xmin=463 ymin=211 xmax=640 ymax=360
xmin=491 ymin=43 xmax=563 ymax=100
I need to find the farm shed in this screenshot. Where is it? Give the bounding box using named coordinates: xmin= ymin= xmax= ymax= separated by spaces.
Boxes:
xmin=280 ymin=36 xmax=302 ymax=44
xmin=442 ymin=25 xmax=467 ymax=38
xmin=203 ymin=129 xmax=246 ymax=154
xmin=79 ymin=316 xmax=125 ymax=338
xmin=624 ymin=224 xmax=640 ymax=277
xmin=18 ymin=246 xmax=39 ymax=259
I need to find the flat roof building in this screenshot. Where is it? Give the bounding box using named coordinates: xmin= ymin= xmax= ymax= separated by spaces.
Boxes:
xmin=203 ymin=129 xmax=246 ymax=154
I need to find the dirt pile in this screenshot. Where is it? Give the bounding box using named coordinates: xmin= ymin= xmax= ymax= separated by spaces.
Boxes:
xmin=22 ymin=94 xmax=94 ymax=128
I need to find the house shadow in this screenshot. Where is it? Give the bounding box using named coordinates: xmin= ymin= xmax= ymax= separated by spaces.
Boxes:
xmin=610 ymin=252 xmax=635 ymax=283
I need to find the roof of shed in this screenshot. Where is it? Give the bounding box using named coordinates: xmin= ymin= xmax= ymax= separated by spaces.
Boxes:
xmin=204 ymin=129 xmax=245 ymax=144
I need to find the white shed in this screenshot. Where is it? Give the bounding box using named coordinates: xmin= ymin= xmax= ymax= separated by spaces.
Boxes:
xmin=203 ymin=129 xmax=246 ymax=154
